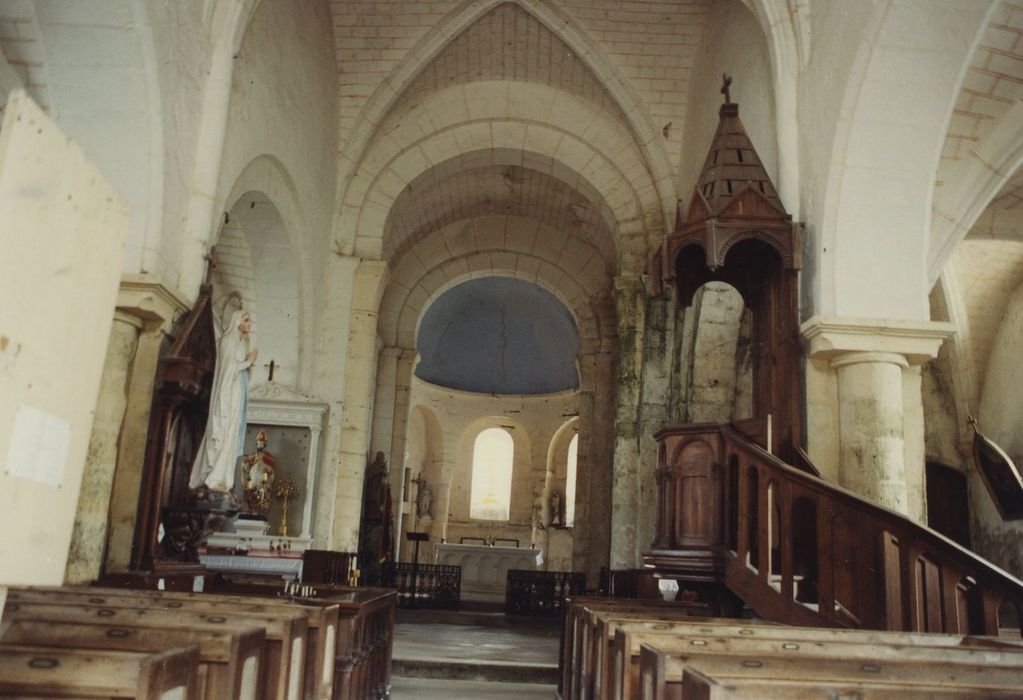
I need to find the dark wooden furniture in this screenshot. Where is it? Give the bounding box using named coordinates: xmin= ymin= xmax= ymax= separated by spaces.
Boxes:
xmin=647 ymin=423 xmax=1023 ymax=634
xmin=302 ymin=549 xmax=358 ymax=587
xmin=132 ymin=282 xmax=218 ymax=572
xmin=650 ymin=99 xmax=802 ymax=465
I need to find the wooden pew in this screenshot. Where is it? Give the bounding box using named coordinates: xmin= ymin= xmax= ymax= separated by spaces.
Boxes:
xmin=638 ymin=645 xmax=1023 ymax=700
xmin=619 ymin=627 xmax=1023 ymax=700
xmin=602 ymin=617 xmax=1023 ymax=700
xmin=39 ymin=585 xmax=338 ymax=700
xmin=563 ymin=597 xmax=711 ymax=700
xmin=0 ymin=643 xmax=200 ymax=699
xmin=674 ymin=665 xmax=1023 ymax=700
xmin=0 ymin=616 xmax=263 ymax=700
xmin=205 ymin=579 xmax=396 ymax=700
xmin=4 ymin=599 xmax=306 ymax=700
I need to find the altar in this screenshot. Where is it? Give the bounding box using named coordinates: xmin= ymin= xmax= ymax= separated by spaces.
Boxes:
xmin=434 ymin=543 xmax=543 ymax=603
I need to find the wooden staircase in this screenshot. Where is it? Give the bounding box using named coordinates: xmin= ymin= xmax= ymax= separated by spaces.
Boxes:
xmin=644 ymin=422 xmax=1023 ymax=636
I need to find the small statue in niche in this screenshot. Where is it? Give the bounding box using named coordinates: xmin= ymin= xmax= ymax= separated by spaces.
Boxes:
xmin=413 ymin=474 xmax=433 ymax=519
xmin=240 ymin=430 xmax=276 ymax=517
xmin=550 ymin=490 xmax=563 ymax=527
xmin=188 ymin=308 xmax=258 ymax=495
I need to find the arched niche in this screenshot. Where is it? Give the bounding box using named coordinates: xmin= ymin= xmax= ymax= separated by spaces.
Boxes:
xmin=672 ymin=237 xmax=796 ymax=455
xmin=675 ymin=280 xmax=752 ymax=425
xmin=213 ymin=191 xmax=300 ymax=388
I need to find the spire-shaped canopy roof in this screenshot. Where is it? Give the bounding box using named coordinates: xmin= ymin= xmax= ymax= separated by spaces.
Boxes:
xmin=686 ymin=102 xmax=785 ymax=224
xmin=653 ymin=79 xmax=801 ymax=294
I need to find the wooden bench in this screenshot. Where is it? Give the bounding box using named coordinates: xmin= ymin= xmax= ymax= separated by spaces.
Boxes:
xmin=638 ymin=645 xmax=1023 ymax=700
xmin=4 ymin=597 xmax=306 ymax=700
xmin=562 ymin=597 xmax=711 ymax=700
xmin=600 ymin=617 xmax=1020 ymax=700
xmin=51 ymin=585 xmax=338 ymax=700
xmin=619 ymin=626 xmax=1023 ymax=700
xmin=0 ymin=643 xmax=200 ymax=699
xmin=0 ymin=615 xmax=263 ymax=700
xmin=673 ymin=665 xmax=1023 ymax=700
xmin=577 ymin=607 xmax=1023 ymax=700
xmin=204 ymin=579 xmax=396 ymax=700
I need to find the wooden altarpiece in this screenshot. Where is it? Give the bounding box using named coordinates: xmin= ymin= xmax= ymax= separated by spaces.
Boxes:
xmin=130 ymin=282 xmax=218 ymax=572
xmin=645 ymin=92 xmax=804 ymax=583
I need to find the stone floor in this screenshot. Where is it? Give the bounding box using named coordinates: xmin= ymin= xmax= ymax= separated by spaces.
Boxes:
xmin=389 ymin=608 xmax=560 ymax=699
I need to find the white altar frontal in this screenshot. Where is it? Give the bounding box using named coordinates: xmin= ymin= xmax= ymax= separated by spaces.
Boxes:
xmin=434 ymin=543 xmax=543 ymax=603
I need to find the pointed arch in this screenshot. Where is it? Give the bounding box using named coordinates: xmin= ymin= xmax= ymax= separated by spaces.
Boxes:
xmin=215 ymin=155 xmax=314 ymax=387
xmin=332 ymin=0 xmax=675 ymax=252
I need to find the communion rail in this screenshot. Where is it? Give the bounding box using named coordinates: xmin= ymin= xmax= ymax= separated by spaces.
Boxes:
xmin=645 ymin=423 xmax=1023 ymax=635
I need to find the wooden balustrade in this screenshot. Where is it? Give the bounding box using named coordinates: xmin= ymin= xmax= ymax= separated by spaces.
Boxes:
xmin=646 ymin=422 xmax=1023 ymax=636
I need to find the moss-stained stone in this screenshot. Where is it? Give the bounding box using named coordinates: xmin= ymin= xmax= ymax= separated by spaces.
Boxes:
xmin=65 ymin=318 xmax=137 ymax=584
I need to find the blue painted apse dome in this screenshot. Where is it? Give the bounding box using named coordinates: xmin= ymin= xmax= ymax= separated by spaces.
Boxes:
xmin=415 ymin=277 xmax=580 ymax=395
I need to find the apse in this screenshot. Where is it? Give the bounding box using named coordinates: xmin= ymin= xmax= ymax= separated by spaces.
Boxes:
xmin=415 ymin=277 xmax=580 ymax=395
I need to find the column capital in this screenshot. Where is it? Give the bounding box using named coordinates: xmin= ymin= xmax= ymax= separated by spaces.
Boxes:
xmin=117 ymin=274 xmax=190 ymax=331
xmin=801 ymin=315 xmax=954 ymax=365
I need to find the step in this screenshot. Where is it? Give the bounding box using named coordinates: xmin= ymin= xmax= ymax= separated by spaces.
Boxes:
xmin=390 ymin=675 xmax=556 ymax=699
xmin=393 ymin=657 xmax=560 ymax=685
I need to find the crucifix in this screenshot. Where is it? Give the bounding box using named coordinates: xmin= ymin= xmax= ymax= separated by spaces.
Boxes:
xmin=264 ymin=359 xmax=276 ymax=381
xmin=721 ymin=73 xmax=732 ymax=103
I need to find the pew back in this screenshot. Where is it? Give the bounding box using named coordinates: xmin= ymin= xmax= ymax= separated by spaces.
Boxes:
xmin=0 ymin=617 xmax=262 ymax=700
xmin=641 ymin=645 xmax=1023 ymax=700
xmin=0 ymin=643 xmax=200 ymax=699
xmin=4 ymin=599 xmax=305 ymax=700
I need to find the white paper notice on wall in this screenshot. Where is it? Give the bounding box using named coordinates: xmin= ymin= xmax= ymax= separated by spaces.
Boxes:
xmin=4 ymin=405 xmax=71 ymax=488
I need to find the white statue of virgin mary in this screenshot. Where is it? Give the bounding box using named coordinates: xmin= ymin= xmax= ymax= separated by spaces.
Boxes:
xmin=188 ymin=308 xmax=259 ymax=491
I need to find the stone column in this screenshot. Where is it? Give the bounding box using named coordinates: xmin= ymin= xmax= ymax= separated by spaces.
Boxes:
xmin=610 ymin=276 xmax=646 ymax=568
xmin=331 ymin=260 xmax=388 ymax=550
xmin=388 ymin=350 xmax=417 ymax=554
xmin=830 ymin=352 xmax=911 ymax=512
xmin=65 ymin=315 xmax=139 ymax=583
xmin=802 ymin=317 xmax=953 ymax=520
xmin=103 ymin=276 xmax=188 ymax=574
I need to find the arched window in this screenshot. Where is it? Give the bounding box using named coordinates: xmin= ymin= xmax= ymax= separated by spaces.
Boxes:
xmin=565 ymin=433 xmax=578 ymax=527
xmin=470 ymin=427 xmax=514 ymax=520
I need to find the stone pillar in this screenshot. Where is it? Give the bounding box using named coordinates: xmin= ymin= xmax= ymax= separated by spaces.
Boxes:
xmin=370 ymin=347 xmax=402 ymax=456
xmin=331 ymin=260 xmax=388 ymax=550
xmin=388 ymin=350 xmax=417 ymax=555
xmin=65 ymin=315 xmax=138 ymax=583
xmin=311 ymin=254 xmax=360 ymax=548
xmin=831 ymin=352 xmax=911 ymax=512
xmin=610 ymin=277 xmax=646 ymax=568
xmin=103 ymin=277 xmax=188 ymax=574
xmin=802 ymin=317 xmax=953 ymax=520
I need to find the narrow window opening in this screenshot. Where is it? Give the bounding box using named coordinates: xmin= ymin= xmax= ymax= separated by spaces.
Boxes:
xmin=470 ymin=427 xmax=514 ymax=521
xmin=565 ymin=433 xmax=578 ymax=527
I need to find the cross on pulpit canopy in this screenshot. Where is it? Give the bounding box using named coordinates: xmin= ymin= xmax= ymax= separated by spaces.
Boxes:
xmin=721 ymin=73 xmax=732 ymax=103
